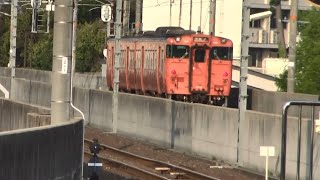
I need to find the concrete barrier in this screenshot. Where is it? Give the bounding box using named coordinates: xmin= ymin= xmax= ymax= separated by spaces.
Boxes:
xmin=118 ymin=93 xmax=172 ymax=148
xmin=81 ymin=89 xmax=320 ymax=179
xmin=251 ymin=89 xmax=320 ymax=117
xmin=15 ymin=68 xmax=52 ymax=83
xmin=88 ymin=90 xmax=113 ymax=131
xmin=0 ymin=67 xmax=11 ymax=77
xmin=10 ymin=78 xmax=51 ymax=107
xmin=73 ymin=73 xmax=107 ymax=90
xmin=2 ymin=68 xmax=320 ymax=178
xmin=0 ymin=119 xmax=83 ymax=180
xmin=0 ymin=98 xmax=50 ymax=131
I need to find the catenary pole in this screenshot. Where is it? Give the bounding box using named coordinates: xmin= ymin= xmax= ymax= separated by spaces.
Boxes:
xmin=287 ymin=0 xmax=298 ymax=93
xmin=209 ymin=0 xmax=216 ymax=35
xmin=238 ymin=0 xmax=250 ymax=163
xmin=51 ymin=0 xmax=73 ymax=124
xmin=113 ymin=0 xmax=123 ymax=133
xmin=123 ymin=0 xmax=130 ymax=36
xmin=189 ymin=0 xmax=192 ymax=30
xmin=9 ymin=0 xmax=18 ymax=99
xmin=135 ymin=0 xmax=142 ymax=34
xmin=179 ymin=0 xmax=182 ymax=26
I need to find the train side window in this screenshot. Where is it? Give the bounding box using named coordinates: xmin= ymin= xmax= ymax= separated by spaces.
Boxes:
xmin=194 ymin=49 xmax=205 ymax=63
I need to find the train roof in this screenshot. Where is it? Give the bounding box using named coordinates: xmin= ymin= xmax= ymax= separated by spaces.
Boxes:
xmin=107 ymin=26 xmax=232 ymax=44
xmin=108 ymin=26 xmax=197 ymax=41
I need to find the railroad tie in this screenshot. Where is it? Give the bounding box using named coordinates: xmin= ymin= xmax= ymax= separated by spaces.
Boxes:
xmin=155 ymin=167 xmax=171 ymax=174
xmin=170 ymin=172 xmax=186 ymax=179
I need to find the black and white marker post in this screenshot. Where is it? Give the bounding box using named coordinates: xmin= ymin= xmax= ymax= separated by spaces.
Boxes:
xmin=88 ymin=139 xmax=103 ymax=180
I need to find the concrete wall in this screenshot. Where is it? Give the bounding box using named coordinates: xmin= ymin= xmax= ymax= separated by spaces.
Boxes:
xmin=2 ymin=68 xmax=320 ymax=178
xmin=251 ymin=89 xmax=320 ymax=117
xmin=0 ymin=98 xmax=50 ymax=131
xmin=0 ymin=67 xmax=11 ymax=77
xmin=10 ymin=78 xmax=51 ymax=107
xmin=0 ymin=67 xmax=105 ymax=90
xmin=0 ymin=120 xmax=83 ymax=180
xmin=72 ymin=73 xmax=107 ymax=90
xmin=72 ymin=88 xmax=320 ymax=179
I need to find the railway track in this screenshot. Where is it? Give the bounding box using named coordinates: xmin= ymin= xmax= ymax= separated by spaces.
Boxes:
xmin=84 ymin=138 xmax=220 ymax=180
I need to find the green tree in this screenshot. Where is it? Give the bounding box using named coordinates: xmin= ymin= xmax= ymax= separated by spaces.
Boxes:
xmin=295 ymin=8 xmax=320 ymax=94
xmin=76 ymin=21 xmax=105 ymax=72
xmin=31 ymin=34 xmax=53 ymax=70
xmin=0 ymin=31 xmax=10 ymax=67
xmin=275 ymin=70 xmax=287 ymax=92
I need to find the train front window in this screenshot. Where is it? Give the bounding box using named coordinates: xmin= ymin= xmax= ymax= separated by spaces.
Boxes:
xmin=211 ymin=47 xmax=233 ymax=60
xmin=166 ymin=45 xmax=189 ymax=59
xmin=194 ymin=49 xmax=206 ymax=63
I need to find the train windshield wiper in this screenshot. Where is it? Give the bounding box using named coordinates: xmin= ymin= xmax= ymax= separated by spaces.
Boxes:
xmin=179 ymin=51 xmax=188 ymax=61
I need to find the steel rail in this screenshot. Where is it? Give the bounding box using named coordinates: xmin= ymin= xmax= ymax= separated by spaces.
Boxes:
xmin=83 ymin=151 xmax=169 ymax=180
xmin=84 ymin=138 xmax=220 ymax=180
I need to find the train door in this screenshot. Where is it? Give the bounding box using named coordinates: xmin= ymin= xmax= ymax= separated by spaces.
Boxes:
xmin=189 ymin=47 xmax=210 ymax=93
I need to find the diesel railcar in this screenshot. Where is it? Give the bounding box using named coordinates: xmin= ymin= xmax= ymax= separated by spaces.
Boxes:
xmin=105 ymin=27 xmax=233 ymax=105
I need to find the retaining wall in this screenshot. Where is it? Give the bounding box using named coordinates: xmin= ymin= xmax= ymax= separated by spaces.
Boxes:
xmin=2 ymin=67 xmax=319 ymax=115
xmin=251 ymin=89 xmax=320 ymax=117
xmin=0 ymin=98 xmax=50 ymax=131
xmin=0 ymin=120 xmax=83 ymax=180
xmin=72 ymin=88 xmax=320 ymax=179
xmin=0 ymin=67 xmax=106 ymax=90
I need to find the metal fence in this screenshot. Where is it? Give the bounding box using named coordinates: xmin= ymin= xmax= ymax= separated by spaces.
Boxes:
xmin=280 ymin=101 xmax=320 ymax=180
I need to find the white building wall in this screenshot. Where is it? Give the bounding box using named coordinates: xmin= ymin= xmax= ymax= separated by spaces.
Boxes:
xmin=215 ymin=0 xmax=243 ymax=59
xmin=143 ymin=0 xmax=211 ymax=33
xmin=143 ymin=0 xmax=243 ymax=59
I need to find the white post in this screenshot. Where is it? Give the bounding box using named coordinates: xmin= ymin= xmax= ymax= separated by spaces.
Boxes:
xmin=260 ymin=146 xmax=275 ymax=180
xmin=265 ymin=155 xmax=269 ymax=180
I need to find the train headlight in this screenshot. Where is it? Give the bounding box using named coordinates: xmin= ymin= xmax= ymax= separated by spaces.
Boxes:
xmin=175 ymin=37 xmax=181 ymax=42
xmin=221 ymin=38 xmax=227 ymax=44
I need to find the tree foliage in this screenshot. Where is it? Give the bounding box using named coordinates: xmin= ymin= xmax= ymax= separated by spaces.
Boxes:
xmin=31 ymin=34 xmax=53 ymax=70
xmin=76 ymin=21 xmax=105 ymax=73
xmin=295 ymin=8 xmax=320 ymax=94
xmin=0 ymin=1 xmax=110 ymax=72
xmin=275 ymin=70 xmax=287 ymax=92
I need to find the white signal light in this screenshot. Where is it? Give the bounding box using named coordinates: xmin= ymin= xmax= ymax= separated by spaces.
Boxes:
xmin=101 ymin=4 xmax=112 ymax=22
xmin=175 ymin=37 xmax=181 ymax=42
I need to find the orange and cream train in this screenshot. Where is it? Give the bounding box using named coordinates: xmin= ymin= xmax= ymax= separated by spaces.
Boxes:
xmin=106 ymin=27 xmax=233 ymax=106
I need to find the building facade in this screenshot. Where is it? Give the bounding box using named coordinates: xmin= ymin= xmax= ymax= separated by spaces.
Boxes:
xmin=142 ymin=0 xmax=313 ymax=75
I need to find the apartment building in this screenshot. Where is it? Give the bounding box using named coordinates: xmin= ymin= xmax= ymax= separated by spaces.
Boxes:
xmin=142 ymin=0 xmax=313 ymax=74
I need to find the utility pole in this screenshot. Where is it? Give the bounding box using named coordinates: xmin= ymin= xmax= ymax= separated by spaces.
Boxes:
xmin=9 ymin=0 xmax=18 ymax=99
xmin=189 ymin=0 xmax=192 ymax=30
xmin=135 ymin=0 xmax=142 ymax=34
xmin=51 ymin=0 xmax=73 ymax=124
xmin=209 ymin=0 xmax=216 ymax=35
xmin=179 ymin=0 xmax=182 ymax=27
xmin=113 ymin=0 xmax=123 ymax=133
xmin=72 ymin=0 xmax=78 ymax=74
xmin=123 ymin=0 xmax=130 ymax=36
xmin=238 ymin=0 xmax=250 ymax=163
xmin=170 ymin=0 xmax=172 ymax=26
xmin=200 ymin=0 xmax=202 ymax=30
xmin=287 ymin=0 xmax=298 ymax=93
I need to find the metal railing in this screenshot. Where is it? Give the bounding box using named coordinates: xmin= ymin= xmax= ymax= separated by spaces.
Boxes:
xmin=280 ymin=101 xmax=320 ymax=180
